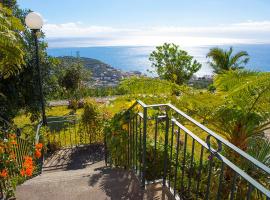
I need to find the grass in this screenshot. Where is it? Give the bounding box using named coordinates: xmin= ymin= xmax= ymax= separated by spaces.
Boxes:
xmin=13 ymin=106 xmax=84 ymax=141
xmin=13 ymin=106 xmax=84 ymax=127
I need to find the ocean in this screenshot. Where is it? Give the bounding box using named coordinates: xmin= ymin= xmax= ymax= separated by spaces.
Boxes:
xmin=47 ymin=44 xmax=270 ymax=77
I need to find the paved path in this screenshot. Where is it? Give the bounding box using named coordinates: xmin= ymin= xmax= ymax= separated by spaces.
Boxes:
xmin=48 ymin=96 xmax=117 ymax=107
xmin=16 ymin=145 xmax=174 ymax=200
xmin=42 ymin=144 xmax=104 ymax=171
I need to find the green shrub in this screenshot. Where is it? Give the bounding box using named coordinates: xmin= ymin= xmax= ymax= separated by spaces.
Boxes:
xmin=80 ymin=98 xmax=108 ymax=144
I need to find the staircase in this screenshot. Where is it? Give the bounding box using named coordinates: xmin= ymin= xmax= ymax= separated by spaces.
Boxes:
xmin=16 ymin=145 xmax=174 ymax=200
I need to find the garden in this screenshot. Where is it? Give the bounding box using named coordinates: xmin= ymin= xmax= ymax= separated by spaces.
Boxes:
xmin=0 ymin=1 xmax=270 ymax=199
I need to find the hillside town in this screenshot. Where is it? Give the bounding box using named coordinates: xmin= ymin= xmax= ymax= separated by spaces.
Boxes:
xmin=92 ymin=68 xmax=143 ymax=87
xmin=57 ymin=56 xmax=144 ymax=88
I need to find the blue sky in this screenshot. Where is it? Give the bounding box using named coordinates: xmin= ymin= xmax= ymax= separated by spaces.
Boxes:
xmin=18 ymin=0 xmax=270 ymax=47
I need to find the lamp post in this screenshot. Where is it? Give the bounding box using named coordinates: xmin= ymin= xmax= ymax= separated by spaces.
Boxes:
xmin=25 ymin=12 xmax=47 ymax=124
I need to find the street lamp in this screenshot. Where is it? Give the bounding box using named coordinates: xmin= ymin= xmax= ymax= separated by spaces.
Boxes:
xmin=25 ymin=12 xmax=47 ymax=124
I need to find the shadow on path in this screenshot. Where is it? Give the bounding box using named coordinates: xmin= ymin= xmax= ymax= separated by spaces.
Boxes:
xmin=43 ymin=143 xmax=104 ymax=171
xmin=88 ymin=167 xmax=174 ymax=200
xmin=89 ymin=167 xmax=144 ymax=200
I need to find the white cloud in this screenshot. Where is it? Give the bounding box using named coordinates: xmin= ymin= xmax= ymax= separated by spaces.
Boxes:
xmin=43 ymin=21 xmax=270 ymax=47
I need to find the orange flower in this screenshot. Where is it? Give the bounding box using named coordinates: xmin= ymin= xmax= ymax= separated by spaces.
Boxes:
xmin=20 ymin=169 xmax=25 ymax=176
xmin=35 ymin=143 xmax=43 ymax=151
xmin=0 ymin=169 xmax=8 ymax=178
xmin=25 ymin=168 xmax=33 ymax=176
xmin=21 ymin=156 xmax=35 ymax=177
xmin=35 ymin=150 xmax=41 ymax=159
xmin=24 ymin=156 xmax=33 ymax=163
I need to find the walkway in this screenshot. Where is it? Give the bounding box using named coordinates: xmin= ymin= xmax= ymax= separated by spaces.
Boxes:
xmin=16 ymin=145 xmax=174 ymax=200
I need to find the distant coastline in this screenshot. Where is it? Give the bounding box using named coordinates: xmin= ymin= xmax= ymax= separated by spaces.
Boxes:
xmin=48 ymin=44 xmax=270 ymax=76
xmin=57 ymin=56 xmax=144 ymax=88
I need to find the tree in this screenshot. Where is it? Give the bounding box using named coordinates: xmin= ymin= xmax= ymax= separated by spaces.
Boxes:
xmin=206 ymin=47 xmax=249 ymax=74
xmin=59 ymin=60 xmax=91 ymax=102
xmin=60 ymin=62 xmax=91 ymax=92
xmin=149 ymin=43 xmax=201 ymax=85
xmin=180 ymin=70 xmax=270 ymax=152
xmin=0 ymin=4 xmax=62 ymax=121
xmin=0 ymin=0 xmax=16 ymax=9
xmin=0 ymin=3 xmax=25 ymax=79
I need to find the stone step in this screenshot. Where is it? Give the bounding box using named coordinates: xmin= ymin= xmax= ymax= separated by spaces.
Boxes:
xmin=16 ymin=161 xmax=174 ymax=200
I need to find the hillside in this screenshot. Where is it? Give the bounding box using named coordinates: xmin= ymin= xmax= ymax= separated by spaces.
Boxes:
xmin=57 ymin=56 xmax=143 ymax=87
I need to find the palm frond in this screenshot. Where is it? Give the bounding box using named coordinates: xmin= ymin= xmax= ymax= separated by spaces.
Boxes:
xmin=229 ymin=50 xmax=249 ymax=68
xmin=248 ymin=138 xmax=270 ymax=166
xmin=207 ymin=47 xmax=250 ymax=73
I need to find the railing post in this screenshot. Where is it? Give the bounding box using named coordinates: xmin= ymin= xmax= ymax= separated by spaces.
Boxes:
xmin=127 ymin=110 xmax=130 ymax=167
xmin=104 ymin=131 xmax=108 ymax=166
xmin=141 ymin=107 xmax=147 ymax=189
xmin=163 ymin=110 xmax=169 ymax=186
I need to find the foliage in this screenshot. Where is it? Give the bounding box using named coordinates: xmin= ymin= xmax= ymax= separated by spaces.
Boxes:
xmin=83 ymin=87 xmax=120 ymax=97
xmin=50 ymin=59 xmax=92 ymax=107
xmin=59 ymin=62 xmax=90 ymax=93
xmin=149 ymin=43 xmax=201 ymax=85
xmin=188 ymin=78 xmax=213 ymax=89
xmin=104 ymin=110 xmax=129 ymax=167
xmin=0 ymin=123 xmax=43 ymax=198
xmin=207 ymin=47 xmax=249 ymax=73
xmin=118 ymin=76 xmax=186 ymax=96
xmin=179 ymin=70 xmax=270 ymax=151
xmin=248 ymin=137 xmax=270 ymax=166
xmin=0 ymin=4 xmax=61 ymax=121
xmin=67 ymin=99 xmax=84 ymax=112
xmin=145 ymin=140 xmax=168 ymax=181
xmin=0 ymin=3 xmax=25 ymax=78
xmin=81 ymin=98 xmax=110 ymax=143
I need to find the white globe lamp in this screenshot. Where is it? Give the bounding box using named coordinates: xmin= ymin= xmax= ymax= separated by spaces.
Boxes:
xmin=25 ymin=12 xmax=44 ymax=30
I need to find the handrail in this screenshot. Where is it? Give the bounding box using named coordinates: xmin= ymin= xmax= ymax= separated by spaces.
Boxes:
xmin=46 ymin=119 xmax=76 ymax=124
xmin=167 ymin=103 xmax=270 ymax=175
xmin=35 ymin=121 xmax=43 ymax=145
xmin=34 ymin=115 xmax=78 ymax=145
xmin=173 ymin=119 xmax=270 ymax=197
xmin=114 ymin=99 xmax=270 ymax=198
xmin=46 ymin=115 xmax=77 ymax=119
xmin=127 ymin=100 xmax=270 ymax=174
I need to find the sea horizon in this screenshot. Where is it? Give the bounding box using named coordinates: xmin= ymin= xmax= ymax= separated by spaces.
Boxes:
xmin=47 ymin=44 xmax=270 ymax=77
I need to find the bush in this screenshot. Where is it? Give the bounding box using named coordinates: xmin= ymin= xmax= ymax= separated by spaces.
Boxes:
xmin=104 ymin=110 xmax=129 ymax=167
xmin=80 ymin=98 xmax=109 ymax=144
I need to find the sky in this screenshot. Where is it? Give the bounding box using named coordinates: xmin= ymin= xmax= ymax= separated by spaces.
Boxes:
xmin=17 ymin=0 xmax=270 ymax=47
